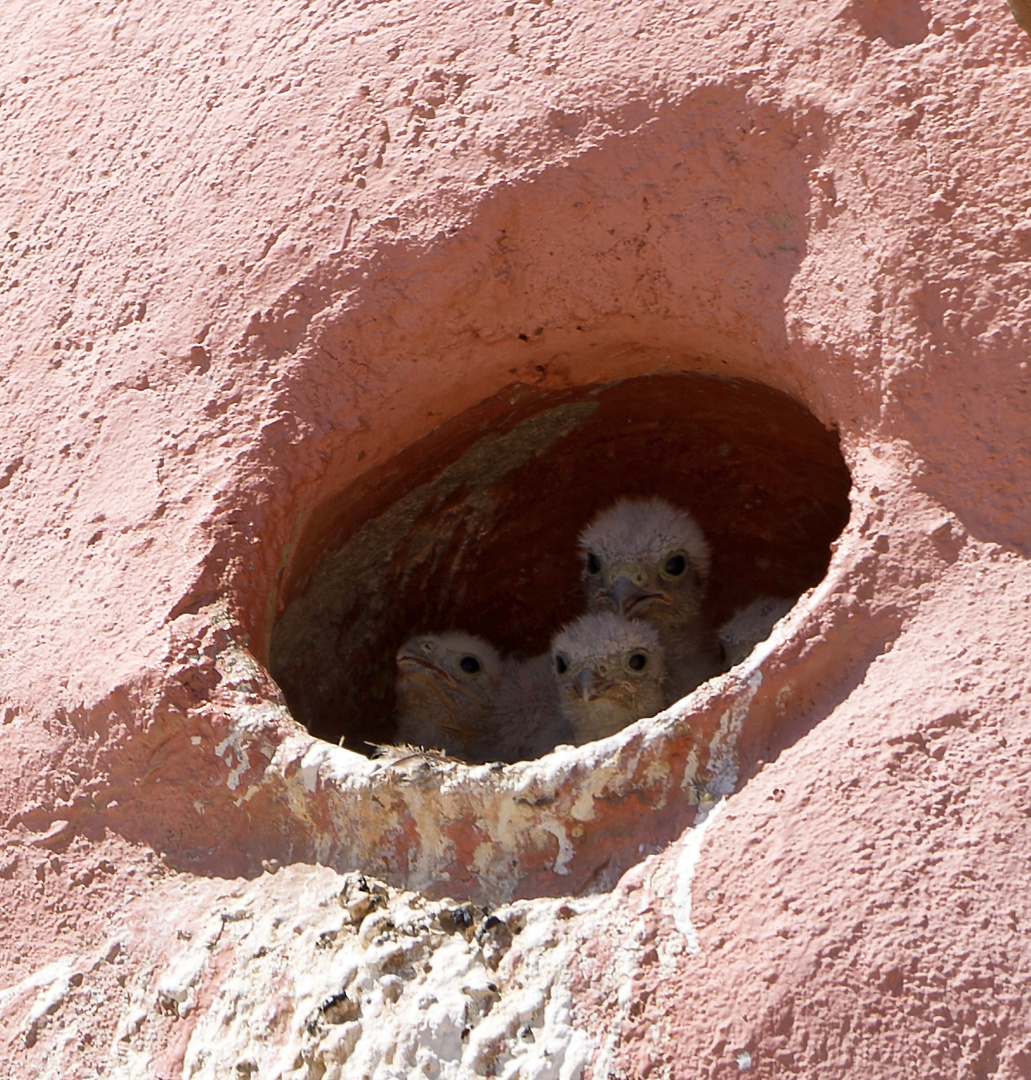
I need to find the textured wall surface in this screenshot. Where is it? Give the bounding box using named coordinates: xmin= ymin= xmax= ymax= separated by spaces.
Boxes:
xmin=1 ymin=1 xmax=1030 ymax=1077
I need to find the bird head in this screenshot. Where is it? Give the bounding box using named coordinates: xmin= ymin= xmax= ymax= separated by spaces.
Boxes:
xmin=396 ymin=631 xmax=503 ymax=727
xmin=579 ymin=497 xmax=711 ymax=620
xmin=550 ymin=612 xmax=667 ymax=743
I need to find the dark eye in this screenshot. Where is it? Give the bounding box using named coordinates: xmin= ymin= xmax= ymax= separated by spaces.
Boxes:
xmin=459 ymin=655 xmax=481 ymax=674
xmin=664 ymin=553 xmax=686 ymax=577
xmin=586 ymin=552 xmax=601 ymax=576
xmin=555 ymin=654 xmax=568 ymax=675
xmin=627 ymin=652 xmax=647 ymax=671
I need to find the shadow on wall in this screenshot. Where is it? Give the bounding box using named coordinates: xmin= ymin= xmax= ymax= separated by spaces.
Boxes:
xmin=235 ymin=82 xmax=822 ymax=376
xmin=836 ymin=0 xmax=930 ymax=48
xmin=248 ymin=86 xmax=850 ymax=748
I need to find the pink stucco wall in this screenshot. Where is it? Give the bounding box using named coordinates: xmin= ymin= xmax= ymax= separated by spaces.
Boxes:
xmin=1 ymin=1 xmax=1030 ymax=1076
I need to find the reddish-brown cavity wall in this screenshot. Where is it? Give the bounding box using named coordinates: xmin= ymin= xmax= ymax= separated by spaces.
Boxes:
xmin=1 ymin=1 xmax=1030 ymax=1077
xmin=271 ymin=373 xmax=850 ymax=745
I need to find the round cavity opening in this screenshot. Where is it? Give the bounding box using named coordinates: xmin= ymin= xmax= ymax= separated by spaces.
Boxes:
xmin=268 ymin=371 xmax=851 ymax=752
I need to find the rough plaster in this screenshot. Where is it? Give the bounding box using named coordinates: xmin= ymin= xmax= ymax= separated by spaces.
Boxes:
xmin=1 ymin=0 xmax=1030 ymax=1077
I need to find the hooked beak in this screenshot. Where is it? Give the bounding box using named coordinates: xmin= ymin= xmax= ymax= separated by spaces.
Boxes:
xmin=571 ymin=667 xmax=609 ymax=702
xmin=396 ymin=646 xmax=457 ymax=688
xmin=602 ymin=576 xmax=671 ymax=616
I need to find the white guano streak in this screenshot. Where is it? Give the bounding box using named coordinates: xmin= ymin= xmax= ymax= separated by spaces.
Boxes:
xmin=673 ymin=797 xmax=727 ymax=953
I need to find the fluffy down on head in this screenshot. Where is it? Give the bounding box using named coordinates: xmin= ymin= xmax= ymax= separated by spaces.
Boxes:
xmin=578 ymin=496 xmax=711 ymax=585
xmin=550 ymin=610 xmax=668 ymax=746
xmin=393 ymin=631 xmax=504 ymax=761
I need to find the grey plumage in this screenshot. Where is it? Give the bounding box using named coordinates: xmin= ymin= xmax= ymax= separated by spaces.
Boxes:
xmin=492 ymin=653 xmax=571 ymax=762
xmin=717 ymin=595 xmax=795 ymax=669
xmin=550 ymin=611 xmax=668 ymax=746
xmin=579 ymin=497 xmax=722 ymax=702
xmin=393 ymin=631 xmax=504 ymax=761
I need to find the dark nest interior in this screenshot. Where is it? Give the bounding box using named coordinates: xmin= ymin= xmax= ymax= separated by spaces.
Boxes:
xmin=268 ymin=372 xmax=852 ymax=751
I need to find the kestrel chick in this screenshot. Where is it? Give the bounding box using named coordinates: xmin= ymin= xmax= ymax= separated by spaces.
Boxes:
xmin=492 ymin=653 xmax=571 ymax=762
xmin=394 ymin=631 xmax=503 ymax=761
xmin=718 ymin=595 xmax=794 ymax=669
xmin=550 ymin=611 xmax=668 ymax=746
xmin=579 ymin=497 xmax=722 ymax=701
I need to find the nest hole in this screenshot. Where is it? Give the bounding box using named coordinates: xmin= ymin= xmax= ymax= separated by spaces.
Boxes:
xmin=268 ymin=371 xmax=851 ymax=751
